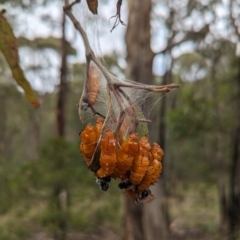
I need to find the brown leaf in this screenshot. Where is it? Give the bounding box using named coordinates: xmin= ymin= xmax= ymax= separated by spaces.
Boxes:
xmin=0 ymin=12 xmax=40 ymax=108
xmin=86 ymin=0 xmax=98 ymax=14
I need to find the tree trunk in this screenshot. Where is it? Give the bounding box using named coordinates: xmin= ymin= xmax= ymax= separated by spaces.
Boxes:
xmin=0 ymin=89 xmax=7 ymax=157
xmin=209 ymin=55 xmax=229 ymax=230
xmin=125 ymin=1 xmax=169 ymax=239
xmin=228 ymin=57 xmax=240 ymax=240
xmin=53 ymin=12 xmax=69 ymax=240
xmin=125 ymin=1 xmax=154 ymax=84
xmin=142 ymin=55 xmax=171 ymax=240
xmin=56 ymin=14 xmax=68 ymax=138
xmin=124 ymin=196 xmax=144 ymax=240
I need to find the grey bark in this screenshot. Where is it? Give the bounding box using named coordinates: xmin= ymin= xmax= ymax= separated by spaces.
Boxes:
xmin=125 ymin=1 xmax=170 ymax=239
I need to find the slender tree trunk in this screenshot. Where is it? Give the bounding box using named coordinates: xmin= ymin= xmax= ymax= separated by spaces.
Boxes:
xmin=228 ymin=57 xmax=240 ymax=240
xmin=53 ymin=12 xmax=69 ymax=240
xmin=143 ymin=54 xmax=171 ymax=240
xmin=125 ymin=1 xmax=169 ymax=239
xmin=125 ymin=1 xmax=153 ymax=239
xmin=209 ymin=55 xmax=229 ymax=230
xmin=57 ymin=14 xmax=68 ymax=138
xmin=0 ymin=90 xmax=7 ymax=157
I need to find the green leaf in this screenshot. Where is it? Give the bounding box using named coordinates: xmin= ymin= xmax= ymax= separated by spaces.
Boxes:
xmin=0 ymin=11 xmax=40 ymax=108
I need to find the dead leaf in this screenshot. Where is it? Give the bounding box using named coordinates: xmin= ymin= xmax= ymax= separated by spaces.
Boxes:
xmin=86 ymin=0 xmax=98 ymax=14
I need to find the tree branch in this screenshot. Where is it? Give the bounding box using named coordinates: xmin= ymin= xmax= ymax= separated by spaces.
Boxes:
xmin=154 ymin=24 xmax=210 ymax=56
xmin=63 ymin=1 xmax=180 ymax=123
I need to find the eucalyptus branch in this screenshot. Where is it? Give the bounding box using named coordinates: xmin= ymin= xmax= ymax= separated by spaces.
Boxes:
xmin=64 ymin=0 xmax=79 ymax=10
xmin=63 ymin=1 xmax=180 ymax=123
xmin=63 ymin=2 xmax=93 ymax=57
xmin=64 ymin=1 xmax=118 ymax=85
xmin=114 ymin=83 xmax=180 ymax=92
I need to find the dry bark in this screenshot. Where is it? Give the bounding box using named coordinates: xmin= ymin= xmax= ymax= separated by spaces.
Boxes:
xmin=228 ymin=57 xmax=240 ymax=240
xmin=125 ymin=1 xmax=170 ymax=239
xmin=54 ymin=13 xmax=69 ymax=240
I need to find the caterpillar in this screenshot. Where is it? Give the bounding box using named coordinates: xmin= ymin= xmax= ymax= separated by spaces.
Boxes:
xmin=86 ymin=0 xmax=98 ymax=14
xmin=111 ymin=133 xmax=139 ymax=178
xmin=94 ymin=117 xmax=104 ymax=139
xmin=129 ymin=136 xmax=151 ymax=185
xmin=79 ymin=123 xmax=98 ymax=166
xmin=137 ymin=142 xmax=164 ymax=192
xmin=96 ymin=130 xmax=117 ymax=178
xmin=87 ymin=65 xmax=100 ymax=105
xmin=148 ymin=142 xmax=163 ymax=186
xmin=79 ymin=118 xmax=163 ymax=203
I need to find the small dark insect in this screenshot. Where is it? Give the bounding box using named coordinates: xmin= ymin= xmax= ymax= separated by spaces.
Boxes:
xmin=118 ymin=179 xmax=132 ymax=189
xmin=124 ymin=188 xmax=154 ymax=204
xmin=96 ymin=177 xmax=111 ymax=191
xmin=136 ymin=189 xmax=154 ymax=204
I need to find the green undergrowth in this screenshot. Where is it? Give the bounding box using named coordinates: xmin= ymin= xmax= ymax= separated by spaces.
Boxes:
xmin=0 ymin=178 xmax=124 ymax=239
xmin=169 ymin=182 xmax=224 ymax=239
xmin=0 ymin=173 xmax=224 ymax=240
xmin=69 ymin=182 xmax=124 ymax=233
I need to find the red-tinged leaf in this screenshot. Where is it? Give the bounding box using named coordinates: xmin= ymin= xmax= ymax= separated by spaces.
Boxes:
xmin=86 ymin=0 xmax=98 ymax=14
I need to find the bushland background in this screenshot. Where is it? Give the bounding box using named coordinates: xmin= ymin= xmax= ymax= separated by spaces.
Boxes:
xmin=0 ymin=0 xmax=240 ymax=240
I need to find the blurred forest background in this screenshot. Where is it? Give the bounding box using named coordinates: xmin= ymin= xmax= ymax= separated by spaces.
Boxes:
xmin=0 ymin=0 xmax=240 ymax=240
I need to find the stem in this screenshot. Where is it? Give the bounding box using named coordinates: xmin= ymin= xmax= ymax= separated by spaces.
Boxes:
xmin=63 ymin=1 xmax=180 ymax=125
xmin=78 ymin=56 xmax=90 ymax=121
xmin=64 ymin=1 xmax=118 ymax=86
xmin=114 ymin=82 xmax=180 ymax=92
xmin=64 ymin=1 xmax=93 ymax=57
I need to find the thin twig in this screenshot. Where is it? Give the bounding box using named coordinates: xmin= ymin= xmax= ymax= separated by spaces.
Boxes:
xmin=64 ymin=1 xmax=118 ymax=86
xmin=109 ymin=0 xmax=126 ymax=32
xmin=64 ymin=1 xmax=179 ymax=90
xmin=64 ymin=1 xmax=93 ymax=57
xmin=113 ymin=82 xmax=180 ymax=92
xmin=64 ymin=0 xmax=80 ymax=10
xmin=63 ymin=1 xmax=180 ymax=125
xmin=137 ymin=119 xmax=151 ymax=123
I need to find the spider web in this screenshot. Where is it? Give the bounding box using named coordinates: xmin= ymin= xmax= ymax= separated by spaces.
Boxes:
xmin=70 ymin=2 xmax=179 ymax=171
